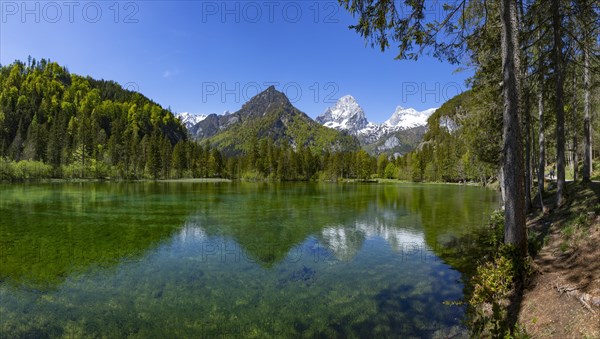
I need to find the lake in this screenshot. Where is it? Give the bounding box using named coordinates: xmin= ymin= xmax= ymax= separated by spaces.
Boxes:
xmin=0 ymin=182 xmax=500 ymax=338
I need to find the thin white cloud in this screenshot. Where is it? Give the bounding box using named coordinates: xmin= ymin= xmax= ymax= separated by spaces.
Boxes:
xmin=162 ymin=69 xmax=180 ymax=78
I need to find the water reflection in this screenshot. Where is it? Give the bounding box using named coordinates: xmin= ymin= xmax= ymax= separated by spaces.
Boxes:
xmin=0 ymin=183 xmax=499 ymax=285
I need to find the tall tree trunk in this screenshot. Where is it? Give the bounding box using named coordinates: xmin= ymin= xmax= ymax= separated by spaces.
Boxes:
xmin=532 ymin=115 xmax=538 ymax=187
xmin=537 ymin=36 xmax=546 ymax=210
xmin=519 ymin=0 xmax=532 ymax=212
xmin=499 ymin=167 xmax=506 ymax=205
xmin=552 ymin=0 xmax=566 ymax=205
xmin=582 ymin=32 xmax=592 ymax=182
xmin=501 ymin=0 xmax=527 ymax=255
xmin=525 ymin=91 xmax=532 ymax=211
xmin=81 ymin=146 xmax=85 ymax=178
xmin=572 ymin=72 xmax=579 ymax=181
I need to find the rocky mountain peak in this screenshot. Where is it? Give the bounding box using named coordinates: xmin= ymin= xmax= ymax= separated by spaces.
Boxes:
xmin=316 ymin=96 xmax=437 ymax=155
xmin=316 ymin=95 xmax=369 ymax=132
xmin=250 ymin=85 xmax=289 ymax=106
xmin=237 ymin=85 xmax=293 ymax=118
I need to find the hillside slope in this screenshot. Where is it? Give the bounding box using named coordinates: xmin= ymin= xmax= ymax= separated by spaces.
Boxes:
xmin=0 ymin=59 xmax=187 ymax=178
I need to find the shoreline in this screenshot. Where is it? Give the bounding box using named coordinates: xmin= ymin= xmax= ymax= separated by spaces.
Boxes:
xmin=0 ymin=177 xmax=492 ymax=187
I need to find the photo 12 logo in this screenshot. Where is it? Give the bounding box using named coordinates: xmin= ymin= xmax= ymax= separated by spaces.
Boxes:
xmin=396 ymin=0 xmax=453 ymax=23
xmin=201 ymin=82 xmax=340 ymax=104
xmin=123 ymin=82 xmax=140 ymax=93
xmin=1 ymin=1 xmax=140 ymax=24
xmin=199 ymin=1 xmax=340 ymax=24
xmin=400 ymin=82 xmax=463 ymax=105
xmin=195 ymin=241 xmax=306 ymax=264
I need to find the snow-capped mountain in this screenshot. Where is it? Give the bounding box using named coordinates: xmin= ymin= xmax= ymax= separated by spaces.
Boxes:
xmin=384 ymin=106 xmax=437 ymax=130
xmin=318 ymin=96 xmax=436 ymax=135
xmin=317 ymin=96 xmax=437 ymax=155
xmin=316 ymin=95 xmax=369 ymax=133
xmin=176 ymin=112 xmax=208 ymax=130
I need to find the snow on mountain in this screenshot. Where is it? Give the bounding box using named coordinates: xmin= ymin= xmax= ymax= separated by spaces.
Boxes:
xmin=316 ymin=95 xmax=369 ymax=133
xmin=318 ymin=96 xmax=436 ymax=137
xmin=316 ymin=96 xmax=437 ymax=155
xmin=176 ymin=112 xmax=208 ymax=130
xmin=384 ymin=106 xmax=437 ymax=129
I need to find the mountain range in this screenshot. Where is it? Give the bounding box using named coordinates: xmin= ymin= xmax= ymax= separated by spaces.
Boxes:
xmin=315 ymin=95 xmax=436 ymax=156
xmin=178 ymin=86 xmax=358 ymax=155
xmin=178 ymin=89 xmax=436 ymax=156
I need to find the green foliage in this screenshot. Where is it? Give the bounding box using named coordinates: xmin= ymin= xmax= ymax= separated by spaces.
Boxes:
xmin=469 ymin=244 xmax=530 ymax=338
xmin=61 ymin=162 xmax=85 ymax=179
xmin=571 ymin=213 xmax=590 ymax=229
xmin=561 ymin=224 xmax=575 ymax=238
xmin=355 ymin=149 xmax=373 ymax=181
xmin=469 ymin=254 xmax=513 ymax=337
xmin=383 ymin=162 xmax=397 ymax=179
xmin=556 ymin=212 xmax=594 ymax=252
xmin=232 ymin=144 xmax=375 ymax=182
xmin=338 ymin=0 xmax=468 ymax=63
xmin=471 ymin=253 xmax=515 ymax=304
xmin=0 ymin=59 xmax=187 ymax=181
xmin=466 ymin=210 xmax=533 ymax=338
xmin=241 ymin=169 xmax=264 ymax=182
xmin=0 ymin=158 xmax=52 ymax=180
xmin=488 ymin=210 xmax=506 ymax=248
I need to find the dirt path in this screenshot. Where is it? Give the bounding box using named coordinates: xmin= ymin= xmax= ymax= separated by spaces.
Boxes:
xmin=518 ymin=182 xmax=600 ymax=338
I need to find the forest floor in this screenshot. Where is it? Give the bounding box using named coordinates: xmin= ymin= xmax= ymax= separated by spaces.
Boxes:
xmin=518 ymin=181 xmax=600 ymax=338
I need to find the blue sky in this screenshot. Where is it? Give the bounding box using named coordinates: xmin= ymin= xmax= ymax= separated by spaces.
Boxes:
xmin=0 ymin=1 xmax=472 ymax=123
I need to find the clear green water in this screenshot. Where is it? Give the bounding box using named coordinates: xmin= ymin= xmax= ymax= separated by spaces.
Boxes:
xmin=0 ymin=182 xmax=500 ymax=338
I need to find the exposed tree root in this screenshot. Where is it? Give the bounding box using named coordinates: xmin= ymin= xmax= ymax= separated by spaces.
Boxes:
xmin=555 ymin=281 xmax=600 ymax=314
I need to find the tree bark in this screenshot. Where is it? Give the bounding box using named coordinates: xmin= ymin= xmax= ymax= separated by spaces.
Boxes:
xmin=519 ymin=0 xmax=532 ymax=212
xmin=572 ymin=72 xmax=579 ymax=181
xmin=501 ymin=0 xmax=527 ymax=255
xmin=537 ymin=36 xmax=546 ymax=210
xmin=499 ymin=167 xmax=506 ymax=205
xmin=552 ymin=0 xmax=566 ymax=205
xmin=583 ymin=31 xmax=592 ymax=182
xmin=525 ymin=90 xmax=532 ymax=211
